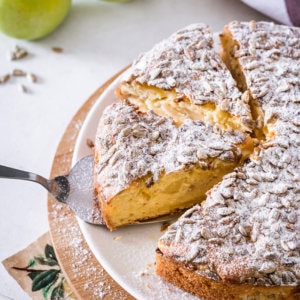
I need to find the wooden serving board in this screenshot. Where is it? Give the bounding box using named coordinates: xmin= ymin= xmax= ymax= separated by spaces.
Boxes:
xmin=47 ymin=70 xmax=135 ymax=300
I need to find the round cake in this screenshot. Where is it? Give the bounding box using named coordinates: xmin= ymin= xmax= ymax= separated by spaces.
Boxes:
xmin=93 ymin=21 xmax=300 ymax=298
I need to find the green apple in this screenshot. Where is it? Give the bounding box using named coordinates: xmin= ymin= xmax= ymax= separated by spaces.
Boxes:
xmin=0 ymin=0 xmax=71 ymax=40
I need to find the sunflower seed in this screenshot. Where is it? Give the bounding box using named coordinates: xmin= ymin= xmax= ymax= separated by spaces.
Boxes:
xmin=217 ymin=207 xmax=235 ymax=216
xmin=287 ymin=212 xmax=297 ymax=224
xmin=12 ymin=69 xmax=26 ymax=76
xmin=249 ymin=20 xmax=257 ymax=31
xmin=238 ymin=224 xmax=252 ymax=237
xmin=52 ymin=47 xmax=63 ymax=53
xmin=200 ymin=226 xmax=211 ymax=240
xmin=0 ymin=74 xmax=10 ymax=84
xmin=9 ymin=45 xmax=28 ymax=60
xmin=18 ymin=84 xmax=27 ymax=93
xmin=280 ymin=240 xmax=290 ymax=252
xmin=281 ymin=271 xmax=297 ymax=284
xmin=27 ymin=73 xmax=37 ymax=83
xmin=259 ymin=261 xmax=276 ymax=274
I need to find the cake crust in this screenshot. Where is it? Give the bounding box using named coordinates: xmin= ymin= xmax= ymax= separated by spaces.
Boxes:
xmin=156 ymin=248 xmax=300 ymax=300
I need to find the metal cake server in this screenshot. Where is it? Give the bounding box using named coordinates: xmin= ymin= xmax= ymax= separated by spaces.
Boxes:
xmin=0 ymin=156 xmax=177 ymax=226
xmin=0 ymin=155 xmax=104 ymax=225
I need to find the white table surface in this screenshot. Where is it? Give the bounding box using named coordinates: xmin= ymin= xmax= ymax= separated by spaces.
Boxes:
xmin=0 ymin=1 xmax=272 ymax=299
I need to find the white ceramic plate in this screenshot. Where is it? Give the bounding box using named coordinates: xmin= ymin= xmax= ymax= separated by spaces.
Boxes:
xmin=72 ymin=71 xmax=198 ymax=300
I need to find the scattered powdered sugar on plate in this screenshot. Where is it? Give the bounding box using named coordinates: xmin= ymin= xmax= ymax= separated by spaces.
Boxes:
xmin=49 ymin=198 xmax=198 ymax=300
xmin=49 ymin=202 xmax=132 ymax=299
xmin=133 ymin=263 xmax=199 ymax=300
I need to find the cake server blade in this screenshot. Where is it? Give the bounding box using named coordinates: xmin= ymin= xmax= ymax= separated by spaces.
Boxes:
xmin=0 ymin=156 xmax=178 ymax=226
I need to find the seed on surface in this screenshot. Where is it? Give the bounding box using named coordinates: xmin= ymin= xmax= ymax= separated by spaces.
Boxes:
xmin=259 ymin=261 xmax=276 ymax=274
xmin=208 ymin=238 xmax=223 ymax=245
xmin=9 ymin=45 xmax=28 ymax=60
xmin=51 ymin=47 xmax=63 ymax=53
xmin=281 ymin=271 xmax=297 ymax=284
xmin=166 ymin=76 xmax=176 ymax=87
xmin=149 ymin=68 xmax=161 ymax=80
xmin=18 ymin=84 xmax=27 ymax=93
xmin=184 ymin=47 xmax=195 ymax=61
xmin=287 ymin=240 xmax=297 ymax=250
xmin=238 ymin=224 xmax=252 ymax=237
xmin=249 ymin=20 xmax=257 ymax=31
xmin=287 ymin=212 xmax=297 ymax=224
xmin=217 ymin=207 xmax=235 ymax=216
xmin=270 ymin=274 xmax=281 ymax=285
xmin=280 ymin=240 xmax=290 ymax=252
xmin=220 ymin=187 xmax=233 ymax=198
xmin=27 ymin=73 xmax=37 ymax=83
xmin=12 ymin=69 xmax=26 ymax=76
xmin=200 ymin=226 xmax=211 ymax=240
xmin=270 ymin=208 xmax=280 ymax=220
xmin=217 ymin=226 xmax=230 ymax=238
xmin=251 ymin=225 xmax=260 ymax=242
xmin=150 ymin=131 xmax=160 ymax=141
xmin=0 ymin=74 xmax=10 ymax=84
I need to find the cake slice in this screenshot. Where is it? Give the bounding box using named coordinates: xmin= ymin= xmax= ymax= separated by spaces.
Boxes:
xmin=116 ymin=24 xmax=254 ymax=133
xmin=94 ymin=102 xmax=252 ymax=230
xmin=220 ymin=20 xmax=300 ymax=140
xmin=156 ymin=21 xmax=300 ymax=299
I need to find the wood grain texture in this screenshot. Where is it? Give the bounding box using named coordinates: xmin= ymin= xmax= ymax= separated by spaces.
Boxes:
xmin=48 ymin=69 xmax=135 ymax=300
